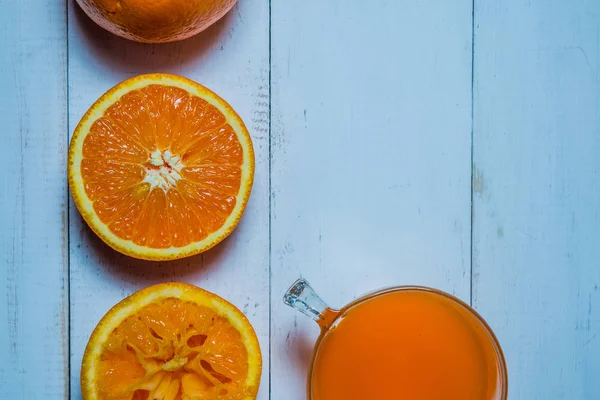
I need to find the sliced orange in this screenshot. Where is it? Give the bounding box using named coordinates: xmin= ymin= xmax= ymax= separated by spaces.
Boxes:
xmin=68 ymin=74 xmax=254 ymax=260
xmin=81 ymin=282 xmax=262 ymax=400
xmin=75 ymin=0 xmax=237 ymax=43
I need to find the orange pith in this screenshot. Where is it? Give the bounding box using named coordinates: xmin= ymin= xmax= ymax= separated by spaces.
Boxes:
xmin=69 ymin=74 xmax=254 ymax=260
xmin=81 ymin=283 xmax=262 ymax=400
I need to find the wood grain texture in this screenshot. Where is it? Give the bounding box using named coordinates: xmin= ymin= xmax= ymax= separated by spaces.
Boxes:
xmin=270 ymin=1 xmax=473 ymax=397
xmin=3 ymin=0 xmax=599 ymax=397
xmin=0 ymin=0 xmax=68 ymax=398
xmin=67 ymin=0 xmax=269 ymax=398
xmin=473 ymin=0 xmax=600 ymax=398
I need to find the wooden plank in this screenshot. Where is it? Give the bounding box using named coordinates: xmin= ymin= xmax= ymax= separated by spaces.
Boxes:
xmin=0 ymin=0 xmax=68 ymax=398
xmin=473 ymin=1 xmax=600 ymax=397
xmin=67 ymin=1 xmax=269 ymax=398
xmin=270 ymin=1 xmax=473 ymax=397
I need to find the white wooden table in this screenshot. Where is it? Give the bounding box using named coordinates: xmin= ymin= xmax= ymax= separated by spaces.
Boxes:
xmin=1 ymin=1 xmax=599 ymax=398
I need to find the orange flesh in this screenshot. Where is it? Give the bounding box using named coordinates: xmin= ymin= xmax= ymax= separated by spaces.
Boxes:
xmin=312 ymin=291 xmax=504 ymax=400
xmin=98 ymin=298 xmax=250 ymax=399
xmin=81 ymin=85 xmax=243 ymax=248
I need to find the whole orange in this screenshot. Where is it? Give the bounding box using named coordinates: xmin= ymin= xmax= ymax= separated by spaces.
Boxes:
xmin=76 ymin=0 xmax=237 ymax=43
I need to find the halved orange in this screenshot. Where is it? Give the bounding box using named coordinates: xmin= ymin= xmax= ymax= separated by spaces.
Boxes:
xmin=68 ymin=74 xmax=254 ymax=261
xmin=81 ymin=282 xmax=262 ymax=400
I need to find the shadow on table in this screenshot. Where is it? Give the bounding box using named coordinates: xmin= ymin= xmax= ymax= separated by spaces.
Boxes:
xmin=71 ymin=0 xmax=235 ymax=73
xmin=278 ymin=319 xmax=317 ymax=390
xmin=289 ymin=330 xmax=315 ymax=371
xmin=73 ymin=214 xmax=241 ymax=285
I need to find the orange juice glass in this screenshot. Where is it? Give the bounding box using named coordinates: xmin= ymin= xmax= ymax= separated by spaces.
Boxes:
xmin=284 ymin=279 xmax=507 ymax=400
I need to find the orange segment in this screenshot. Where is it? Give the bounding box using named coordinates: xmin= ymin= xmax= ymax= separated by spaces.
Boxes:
xmin=84 ymin=118 xmax=149 ymax=163
xmin=81 ymin=283 xmax=262 ymax=400
xmin=68 ymin=74 xmax=254 ymax=260
xmin=81 ymin=159 xmax=146 ymax=198
xmin=131 ymin=189 xmax=171 ymax=249
xmin=182 ymin=165 xmax=242 ymax=195
xmin=103 ymin=91 xmax=157 ymax=151
xmin=164 ymin=189 xmax=207 ymax=248
xmin=181 ymin=125 xmax=243 ymax=166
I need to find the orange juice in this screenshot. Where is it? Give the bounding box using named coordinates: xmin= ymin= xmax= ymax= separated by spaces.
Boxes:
xmin=311 ymin=290 xmax=505 ymax=400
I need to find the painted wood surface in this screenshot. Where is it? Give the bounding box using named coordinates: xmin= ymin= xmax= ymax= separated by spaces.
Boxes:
xmin=1 ymin=0 xmax=600 ymax=399
xmin=66 ymin=1 xmax=269 ymax=399
xmin=270 ymin=1 xmax=473 ymax=398
xmin=0 ymin=0 xmax=68 ymax=398
xmin=472 ymin=1 xmax=600 ymax=398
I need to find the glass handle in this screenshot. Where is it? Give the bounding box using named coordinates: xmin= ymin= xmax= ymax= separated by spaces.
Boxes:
xmin=283 ymin=278 xmax=338 ymax=330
